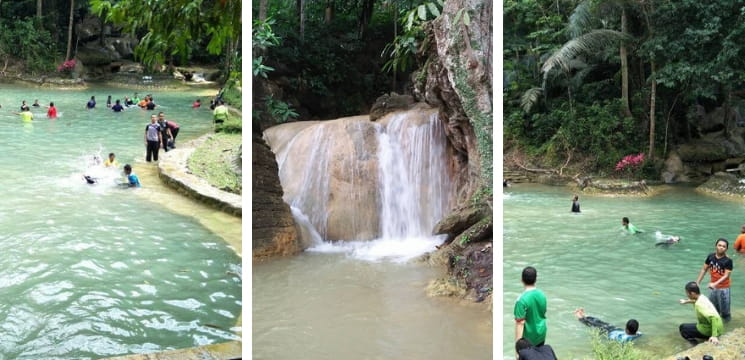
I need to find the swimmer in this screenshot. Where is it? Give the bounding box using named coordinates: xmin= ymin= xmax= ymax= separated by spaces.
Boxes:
xmin=123 ymin=164 xmax=141 ymax=188
xmin=32 ymin=99 xmax=40 ymax=107
xmin=622 ymin=217 xmax=642 ymax=234
xmin=656 ymin=235 xmax=681 ymax=247
xmin=574 ymin=308 xmax=642 ymax=343
xmin=571 ymin=194 xmax=580 ymax=213
xmin=103 ymin=153 xmax=119 ymax=167
xmin=83 ymin=175 xmax=97 ymax=184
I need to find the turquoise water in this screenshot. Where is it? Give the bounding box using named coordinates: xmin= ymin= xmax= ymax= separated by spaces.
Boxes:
xmin=503 ymin=184 xmax=745 ymax=359
xmin=0 ymin=85 xmax=241 ymax=359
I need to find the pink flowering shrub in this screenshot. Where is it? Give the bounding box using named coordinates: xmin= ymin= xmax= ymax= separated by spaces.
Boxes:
xmin=615 ymin=153 xmax=645 ymax=180
xmin=57 ymin=59 xmax=76 ymax=72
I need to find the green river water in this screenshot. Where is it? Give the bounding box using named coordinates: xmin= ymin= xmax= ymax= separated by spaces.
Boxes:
xmin=503 ymin=183 xmax=745 ymax=359
xmin=0 ymin=84 xmax=241 ymax=359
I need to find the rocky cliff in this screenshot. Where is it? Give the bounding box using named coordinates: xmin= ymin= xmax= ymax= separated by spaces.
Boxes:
xmin=252 ymin=132 xmax=301 ymax=259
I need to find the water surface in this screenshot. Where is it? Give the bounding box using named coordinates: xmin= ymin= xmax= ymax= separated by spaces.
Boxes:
xmin=503 ymin=184 xmax=745 ymax=359
xmin=0 ymin=85 xmax=241 ymax=359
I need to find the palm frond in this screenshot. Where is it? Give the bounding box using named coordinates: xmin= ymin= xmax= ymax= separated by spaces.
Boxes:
xmin=568 ymin=0 xmax=593 ymax=38
xmin=542 ymin=29 xmax=629 ymax=79
xmin=521 ymin=87 xmax=544 ymax=113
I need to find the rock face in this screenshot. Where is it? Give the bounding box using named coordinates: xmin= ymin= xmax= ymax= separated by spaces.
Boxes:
xmin=416 ymin=0 xmax=493 ymax=205
xmin=369 ymin=93 xmax=415 ymax=121
xmin=433 ymin=203 xmax=490 ymax=243
xmin=264 ymin=116 xmax=382 ymax=241
xmin=252 ymin=132 xmax=301 ymax=259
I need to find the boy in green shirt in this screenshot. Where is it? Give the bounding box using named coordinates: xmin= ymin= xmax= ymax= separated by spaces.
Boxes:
xmin=679 ymin=281 xmax=723 ymax=345
xmin=514 ymin=266 xmax=547 ymax=347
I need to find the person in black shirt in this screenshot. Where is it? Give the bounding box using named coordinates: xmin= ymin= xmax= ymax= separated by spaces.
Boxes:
xmin=112 ymin=100 xmax=124 ymax=112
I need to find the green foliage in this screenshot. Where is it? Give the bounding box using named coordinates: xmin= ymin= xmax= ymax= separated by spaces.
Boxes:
xmin=264 ymin=96 xmax=299 ymax=124
xmin=253 ymin=57 xmax=274 ymax=78
xmin=382 ymin=1 xmax=442 ymax=74
xmin=91 ymin=0 xmax=240 ymax=72
xmin=0 ymin=19 xmax=56 ymax=74
xmin=216 ymin=117 xmax=243 ymax=134
xmin=586 ymin=330 xmax=645 ymax=360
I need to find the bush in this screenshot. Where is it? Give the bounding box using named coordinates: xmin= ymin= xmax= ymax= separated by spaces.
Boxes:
xmin=0 ymin=19 xmax=57 ymax=74
xmin=216 ymin=116 xmax=242 ymax=134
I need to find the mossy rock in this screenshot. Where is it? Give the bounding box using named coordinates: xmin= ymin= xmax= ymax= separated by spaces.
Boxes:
xmin=677 ymin=141 xmax=728 ymax=162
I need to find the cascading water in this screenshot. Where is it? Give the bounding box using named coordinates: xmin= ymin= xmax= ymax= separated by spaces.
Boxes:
xmin=264 ymin=107 xmax=453 ymax=262
xmin=377 ymin=111 xmax=451 ymax=239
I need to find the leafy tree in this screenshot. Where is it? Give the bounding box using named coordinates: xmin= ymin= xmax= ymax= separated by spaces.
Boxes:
xmin=90 ymin=0 xmax=241 ymax=76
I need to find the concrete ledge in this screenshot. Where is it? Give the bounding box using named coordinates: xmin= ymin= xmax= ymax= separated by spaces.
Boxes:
xmin=102 ymin=340 xmax=241 ymax=360
xmin=158 ymin=134 xmax=242 ymax=217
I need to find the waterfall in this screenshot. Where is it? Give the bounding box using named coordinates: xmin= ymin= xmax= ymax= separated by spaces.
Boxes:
xmin=264 ymin=107 xmax=452 ymax=261
xmin=377 ymin=111 xmax=451 ymax=239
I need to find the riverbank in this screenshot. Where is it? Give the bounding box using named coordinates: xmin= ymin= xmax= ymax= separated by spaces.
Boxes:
xmin=665 ymin=327 xmax=745 ymax=360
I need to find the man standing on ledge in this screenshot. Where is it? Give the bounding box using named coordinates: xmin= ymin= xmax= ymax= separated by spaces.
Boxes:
xmin=696 ymin=238 xmax=732 ymax=322
xmin=679 ymin=281 xmax=723 ymax=345
xmin=515 ymin=266 xmax=547 ymax=347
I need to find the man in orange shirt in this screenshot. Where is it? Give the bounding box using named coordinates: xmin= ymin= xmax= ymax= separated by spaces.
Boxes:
xmin=696 ymin=238 xmax=733 ymax=322
xmin=734 ymin=225 xmax=745 ymax=253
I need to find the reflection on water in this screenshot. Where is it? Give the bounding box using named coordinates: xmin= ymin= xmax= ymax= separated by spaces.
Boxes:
xmin=0 ymin=85 xmax=241 ymax=359
xmin=253 ymin=253 xmax=492 ymax=360
xmin=503 ymin=184 xmax=745 ymax=359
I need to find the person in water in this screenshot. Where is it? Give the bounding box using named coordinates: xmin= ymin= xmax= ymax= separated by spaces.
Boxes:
xmin=734 ymin=225 xmax=745 ymax=253
xmin=14 ymin=109 xmax=33 ymax=122
xmin=622 ymin=217 xmax=641 ymax=234
xmin=515 ymin=338 xmax=557 ymax=360
xmin=571 ymin=194 xmax=580 ymax=213
xmin=86 ymin=96 xmax=96 ymax=109
xmin=103 ymin=153 xmax=119 ymax=167
xmin=106 ymin=95 xmax=112 ymax=108
xmin=192 ymin=99 xmax=201 ymax=108
xmin=111 ymin=100 xmax=124 ymax=112
xmin=144 ymin=114 xmax=163 ymax=162
xmin=679 ymin=281 xmax=723 ymax=345
xmin=574 ymin=308 xmax=642 ymax=343
xmin=123 ymin=164 xmax=141 ymax=188
xmin=32 ymin=99 xmax=40 ymax=107
xmin=696 ymin=238 xmax=732 ymax=322
xmin=46 ymin=102 xmax=57 ymax=118
xmin=20 ymin=100 xmax=29 ymax=111
xmin=655 ymin=235 xmax=681 ymax=247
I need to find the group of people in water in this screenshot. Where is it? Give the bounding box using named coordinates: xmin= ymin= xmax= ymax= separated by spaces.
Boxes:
xmin=512 ymin=194 xmax=744 ymax=359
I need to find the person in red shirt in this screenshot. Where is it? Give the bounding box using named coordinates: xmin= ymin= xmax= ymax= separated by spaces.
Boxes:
xmin=46 ymin=102 xmax=57 ymax=118
xmin=734 ymin=225 xmax=745 ymax=253
xmin=192 ymin=99 xmax=201 ymax=108
xmin=696 ymin=238 xmax=733 ymax=322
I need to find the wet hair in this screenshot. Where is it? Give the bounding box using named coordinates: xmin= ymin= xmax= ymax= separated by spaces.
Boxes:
xmin=622 ymin=217 xmax=629 ymax=224
xmin=124 ymin=164 xmax=132 ymax=173
xmin=49 ymin=102 xmax=54 ymax=106
xmin=158 ymin=111 xmax=164 ymax=116
xmin=115 ymin=99 xmax=121 ymax=104
xmin=685 ymin=281 xmax=700 ymax=295
xmin=573 ymin=194 xmax=579 ymax=201
xmin=716 ymin=238 xmax=729 ymax=249
xmin=515 ymin=338 xmax=532 ymax=352
xmin=108 ymin=153 xmax=115 ymax=157
xmin=626 ymin=319 xmax=639 ymax=335
xmin=522 ymin=266 xmax=537 ymax=285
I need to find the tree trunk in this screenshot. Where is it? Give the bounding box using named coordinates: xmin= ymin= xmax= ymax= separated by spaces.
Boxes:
xmin=259 ymin=0 xmax=267 ymax=21
xmin=358 ymin=0 xmax=375 ymax=39
xmin=66 ymin=0 xmax=74 ymax=61
xmin=324 ymin=0 xmax=333 ymax=24
xmin=648 ymin=60 xmax=656 ymax=159
xmin=37 ymin=0 xmax=42 ymax=18
xmin=620 ymin=7 xmax=631 ymax=118
xmin=300 ymin=0 xmax=306 ymax=41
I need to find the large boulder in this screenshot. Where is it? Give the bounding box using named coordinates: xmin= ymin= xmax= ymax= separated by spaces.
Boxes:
xmin=264 ymin=116 xmax=381 ymax=241
xmin=252 ymin=132 xmax=301 ymax=259
xmin=76 ymin=16 xmax=102 ymax=42
xmin=369 ymin=93 xmax=415 ymax=121
xmin=433 ymin=203 xmax=490 ymax=243
xmin=677 ymin=140 xmax=728 ymax=162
